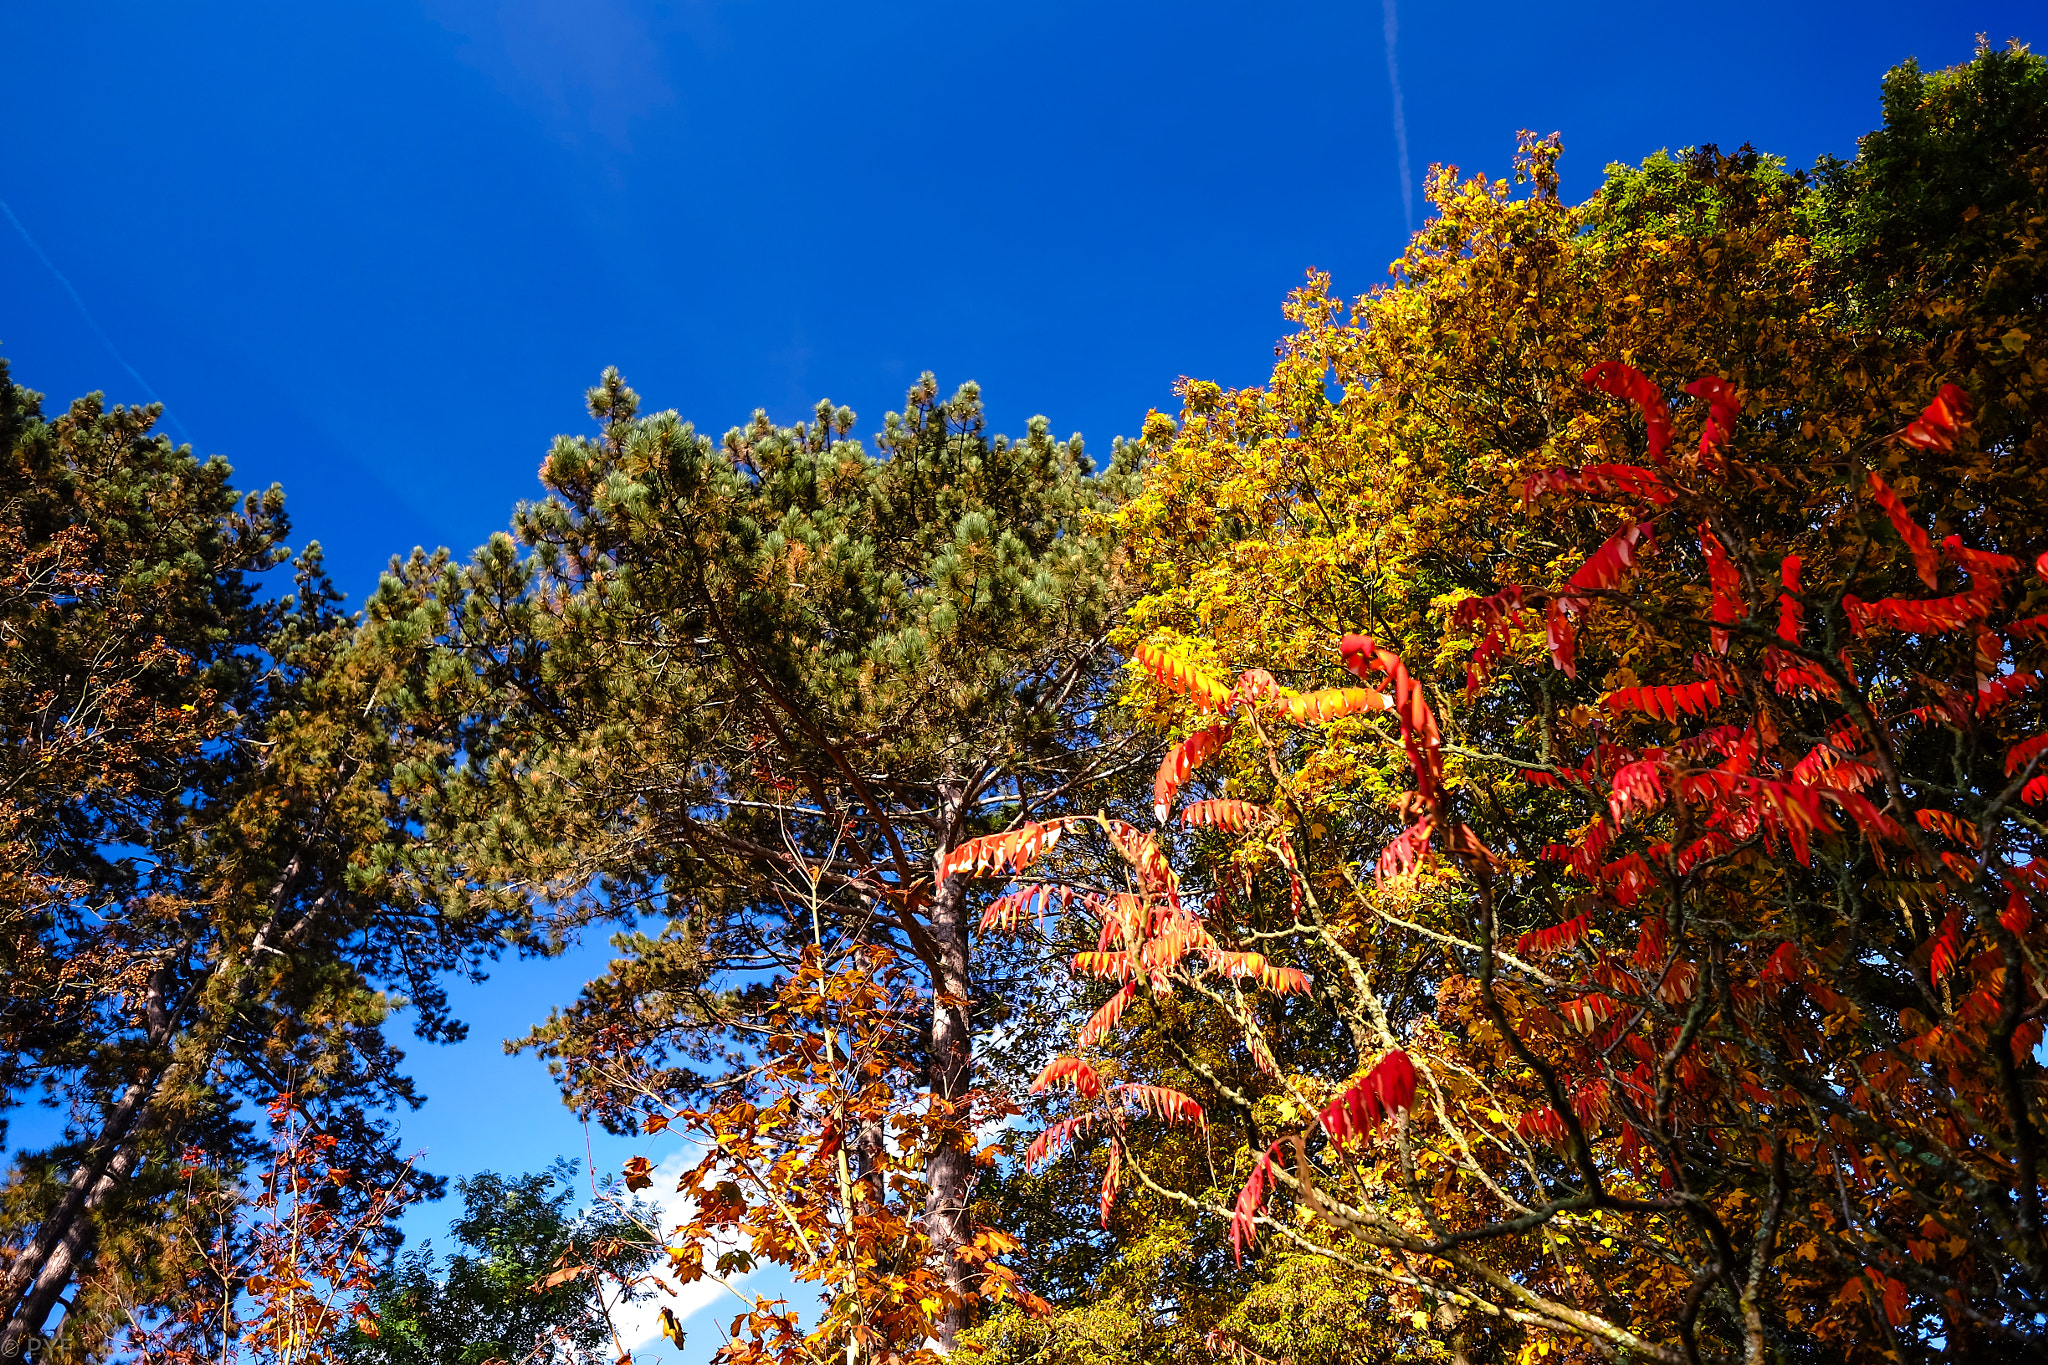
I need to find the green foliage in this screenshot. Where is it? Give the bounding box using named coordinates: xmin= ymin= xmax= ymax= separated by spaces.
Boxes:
xmin=361 ymin=369 xmax=1146 ymax=1350
xmin=0 ymin=364 xmax=544 ymax=1363
xmin=1810 ymin=36 xmax=2048 ymax=311
xmin=340 ymin=1163 xmax=656 ymax=1365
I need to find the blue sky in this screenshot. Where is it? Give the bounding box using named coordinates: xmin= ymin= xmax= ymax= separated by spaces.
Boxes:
xmin=3 ymin=1 xmax=2040 ymax=1356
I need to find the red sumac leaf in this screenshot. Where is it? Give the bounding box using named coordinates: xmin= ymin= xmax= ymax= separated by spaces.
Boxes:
xmin=2007 ymin=733 xmax=2048 ymax=777
xmin=1685 ymin=374 xmax=1742 ymax=463
xmin=1520 ymin=462 xmax=1674 ymax=511
xmin=1229 ymin=1140 xmax=1287 ymax=1263
xmin=1024 ymin=1113 xmax=1095 ymax=1171
xmin=1915 ymin=808 xmax=1980 ymax=849
xmin=1516 ymin=912 xmax=1591 ymax=956
xmin=1376 ymin=816 xmax=1434 ymax=883
xmin=1560 ymin=993 xmax=1621 ymax=1033
xmin=1583 ymin=361 xmax=1673 ymax=463
xmin=1154 ymin=724 xmax=1231 ymax=823
xmin=1098 ymin=1138 xmax=1122 ymax=1228
xmin=1927 ymin=912 xmax=1965 ymax=983
xmin=1316 ymin=1051 xmax=1417 ymax=1146
xmin=1280 ymin=686 xmax=1387 ymax=723
xmin=1604 ymin=680 xmax=1722 ymax=721
xmin=1116 ymin=1084 xmax=1204 ymax=1125
xmin=941 ymin=819 xmax=1071 ymax=883
xmin=1866 ymin=472 xmax=1941 ymax=589
xmin=1078 ymin=982 xmax=1138 ymax=1047
xmin=1071 ymin=951 xmax=1138 ymax=982
xmin=979 ymin=883 xmax=1069 ymax=933
xmin=1898 ymin=382 xmax=1972 ymax=453
xmin=1031 ymin=1056 xmax=1103 ymax=1099
xmin=1181 ymin=799 xmax=1268 ymax=832
xmin=1977 ymin=672 xmax=2040 ymax=716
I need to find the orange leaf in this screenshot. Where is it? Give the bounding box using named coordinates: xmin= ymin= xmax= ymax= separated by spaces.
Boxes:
xmin=1078 ymin=982 xmax=1138 ymax=1046
xmin=1280 ymin=686 xmax=1387 ymax=723
xmin=940 ymin=818 xmax=1071 ymax=883
xmin=1180 ymin=799 xmax=1268 ymax=832
xmin=1116 ymin=1083 xmax=1204 ymax=1125
xmin=1133 ymin=640 xmax=1232 ymax=710
xmin=1154 ymin=725 xmax=1231 ymax=823
xmin=1031 ymin=1056 xmax=1103 ymax=1099
xmin=1071 ymin=951 xmax=1138 ymax=982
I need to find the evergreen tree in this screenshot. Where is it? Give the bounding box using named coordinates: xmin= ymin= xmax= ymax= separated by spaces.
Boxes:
xmin=0 ymin=367 xmax=542 ymax=1363
xmin=363 ymin=371 xmax=1143 ymax=1349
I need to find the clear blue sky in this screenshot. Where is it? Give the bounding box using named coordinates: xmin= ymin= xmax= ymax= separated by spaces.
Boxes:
xmin=2 ymin=1 xmax=2038 ymax=1356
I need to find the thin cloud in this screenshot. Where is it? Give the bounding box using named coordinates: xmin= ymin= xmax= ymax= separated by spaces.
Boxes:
xmin=423 ymin=0 xmax=680 ymax=149
xmin=0 ymin=196 xmax=192 ymax=446
xmin=609 ymin=1149 xmax=756 ymax=1358
xmin=1381 ymin=0 xmax=1416 ymax=234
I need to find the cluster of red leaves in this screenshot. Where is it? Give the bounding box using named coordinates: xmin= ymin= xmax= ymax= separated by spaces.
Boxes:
xmin=1685 ymin=375 xmax=1742 ymax=468
xmin=938 ymin=817 xmax=1072 ymax=883
xmin=1452 ymin=364 xmax=2048 ymax=1351
xmin=1584 ymin=360 xmax=1674 ymax=462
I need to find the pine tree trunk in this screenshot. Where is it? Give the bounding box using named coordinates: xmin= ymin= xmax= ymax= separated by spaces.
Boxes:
xmin=0 ymin=1083 xmax=151 ymax=1363
xmin=0 ymin=1138 xmax=144 ymax=1362
xmin=924 ymin=785 xmax=976 ymax=1352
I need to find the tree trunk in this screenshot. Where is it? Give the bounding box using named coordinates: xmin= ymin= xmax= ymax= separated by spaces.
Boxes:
xmin=0 ymin=1138 xmax=145 ymax=1363
xmin=924 ymin=784 xmax=976 ymax=1352
xmin=0 ymin=1085 xmax=151 ymax=1364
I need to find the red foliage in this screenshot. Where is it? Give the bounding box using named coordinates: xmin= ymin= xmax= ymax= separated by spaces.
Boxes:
xmin=1517 ymin=912 xmax=1592 ymax=956
xmin=1154 ymin=724 xmax=1232 ymax=823
xmin=1116 ymin=1083 xmax=1205 ymax=1125
xmin=941 ymin=818 xmax=1072 ymax=882
xmin=1520 ymin=463 xmax=1674 ymax=511
xmin=1898 ymin=382 xmax=1972 ymax=452
xmin=1604 ymin=680 xmax=1722 ymax=721
xmin=1023 ymin=1113 xmax=1096 ymax=1171
xmin=1583 ymin=361 xmax=1674 ymax=463
xmin=1315 ymin=1050 xmax=1417 ymax=1146
xmin=1685 ymin=374 xmax=1742 ymax=466
xmin=1180 ymin=799 xmax=1269 ymax=831
xmin=1078 ymin=982 xmax=1139 ymax=1047
xmin=1700 ymin=524 xmax=1742 ymax=653
xmin=1866 ymin=472 xmax=1940 ymax=589
xmin=1228 ymin=1140 xmax=1288 ymax=1263
xmin=1031 ymin=1056 xmax=1103 ymax=1100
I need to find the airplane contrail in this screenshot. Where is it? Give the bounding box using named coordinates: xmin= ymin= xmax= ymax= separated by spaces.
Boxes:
xmin=1 ymin=195 xmax=192 ymax=447
xmin=1381 ymin=0 xmax=1416 ymax=235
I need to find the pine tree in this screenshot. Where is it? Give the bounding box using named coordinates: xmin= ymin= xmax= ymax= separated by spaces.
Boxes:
xmin=363 ymin=371 xmax=1143 ymax=1349
xmin=0 ymin=368 xmax=542 ymax=1363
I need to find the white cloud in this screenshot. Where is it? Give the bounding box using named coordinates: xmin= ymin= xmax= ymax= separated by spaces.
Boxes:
xmin=605 ymin=1150 xmax=755 ymax=1360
